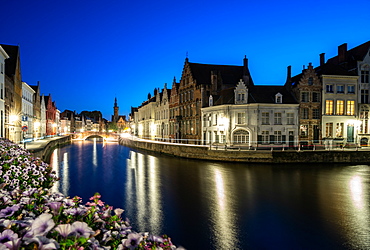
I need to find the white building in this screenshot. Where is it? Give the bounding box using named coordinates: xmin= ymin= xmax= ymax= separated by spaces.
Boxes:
xmin=202 ymin=80 xmax=300 ymax=149
xmin=154 ymin=84 xmax=170 ymax=141
xmin=21 ymin=82 xmax=35 ymax=139
xmin=0 ymin=46 xmax=9 ymax=138
xmin=40 ymin=94 xmax=46 ymax=137
xmin=135 ymin=94 xmax=156 ymax=139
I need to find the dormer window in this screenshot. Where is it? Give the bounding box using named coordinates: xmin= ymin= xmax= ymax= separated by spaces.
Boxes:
xmin=209 ymin=95 xmax=213 ymax=107
xmin=234 ymin=79 xmax=248 ymax=104
xmin=275 ymin=93 xmax=283 ymax=104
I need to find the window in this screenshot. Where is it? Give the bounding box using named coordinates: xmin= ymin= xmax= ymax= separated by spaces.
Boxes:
xmin=336 ymin=100 xmax=344 ymax=115
xmin=346 ymin=100 xmax=355 ymax=115
xmin=361 ymin=70 xmax=369 ymax=83
xmin=238 ymin=93 xmax=245 ymax=101
xmin=275 ymin=93 xmax=282 ymax=103
xmin=0 ymin=63 xmax=3 ymax=74
xmin=301 ymin=92 xmax=309 ymax=102
xmin=337 ymin=85 xmax=344 ymax=93
xmin=361 ymin=89 xmax=369 ymax=103
xmin=335 ymin=123 xmax=344 ymax=137
xmin=262 ymin=112 xmax=269 ymax=125
xmin=326 ymin=84 xmax=333 ymax=93
xmin=326 ymin=123 xmax=333 ymax=137
xmin=214 ymin=114 xmax=218 ymax=125
xmin=300 ymin=125 xmax=308 ymax=138
xmin=274 ymin=112 xmax=282 ymax=125
xmin=312 ymin=92 xmax=320 ymax=102
xmin=233 ymin=130 xmax=249 ymax=144
xmin=287 ymin=113 xmax=294 ymax=125
xmin=262 ymin=131 xmax=269 ymax=144
xmin=274 ymin=131 xmax=282 ymax=144
xmin=301 ymin=108 xmax=309 ymax=119
xmin=214 ymin=131 xmax=219 ymax=143
xmin=347 ymin=85 xmax=355 ymax=94
xmin=237 ymin=112 xmax=245 ymax=124
xmin=325 ymin=100 xmax=334 ymax=115
xmin=312 ymin=109 xmax=320 ymax=119
xmin=308 ymin=77 xmax=313 ymax=85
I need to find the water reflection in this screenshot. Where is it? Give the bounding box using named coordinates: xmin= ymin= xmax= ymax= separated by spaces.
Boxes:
xmin=126 ymin=151 xmax=163 ymax=234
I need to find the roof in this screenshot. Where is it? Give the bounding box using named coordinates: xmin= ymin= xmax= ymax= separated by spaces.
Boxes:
xmin=188 ymin=62 xmax=252 ymax=86
xmin=0 ymin=44 xmax=19 ymax=77
xmin=327 ymin=41 xmax=370 ymax=69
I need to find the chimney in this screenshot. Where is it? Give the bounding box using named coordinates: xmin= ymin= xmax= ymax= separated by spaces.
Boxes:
xmin=308 ymin=62 xmax=313 ymax=68
xmin=338 ymin=43 xmax=347 ymax=63
xmin=320 ymin=53 xmax=325 ymax=66
xmin=286 ymin=65 xmax=291 ymax=83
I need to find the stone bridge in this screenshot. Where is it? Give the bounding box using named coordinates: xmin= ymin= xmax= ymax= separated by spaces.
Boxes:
xmin=72 ymin=131 xmax=120 ymax=141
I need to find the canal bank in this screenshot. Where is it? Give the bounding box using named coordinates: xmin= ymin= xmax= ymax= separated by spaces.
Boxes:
xmin=119 ymin=137 xmax=370 ymax=164
xmin=23 ymin=135 xmax=72 ymax=162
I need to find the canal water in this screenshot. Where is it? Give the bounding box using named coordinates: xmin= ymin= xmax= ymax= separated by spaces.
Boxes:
xmin=49 ymin=139 xmax=370 ymax=250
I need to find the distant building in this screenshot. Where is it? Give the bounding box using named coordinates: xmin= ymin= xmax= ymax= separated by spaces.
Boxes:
xmin=0 ymin=46 xmax=9 ymax=138
xmin=21 ymin=81 xmax=35 ymax=139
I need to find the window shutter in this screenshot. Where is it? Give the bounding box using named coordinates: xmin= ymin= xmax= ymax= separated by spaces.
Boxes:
xmin=270 ymin=135 xmax=275 ymax=143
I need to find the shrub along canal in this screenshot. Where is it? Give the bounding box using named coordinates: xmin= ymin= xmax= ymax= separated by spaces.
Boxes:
xmin=49 ymin=139 xmax=370 ymax=250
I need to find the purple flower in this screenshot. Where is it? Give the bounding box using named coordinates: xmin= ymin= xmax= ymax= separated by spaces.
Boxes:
xmin=47 ymin=202 xmax=62 ymax=215
xmin=29 ymin=213 xmax=55 ymax=236
xmin=71 ymin=221 xmax=94 ymax=238
xmin=54 ymin=224 xmax=72 ymax=238
xmin=114 ymin=208 xmax=124 ymax=217
xmin=0 ymin=205 xmax=20 ymax=218
xmin=25 ymin=236 xmax=59 ymax=250
xmin=123 ymin=233 xmax=143 ymax=249
xmin=148 ymin=234 xmax=164 ymax=243
xmin=0 ymin=229 xmax=18 ymax=244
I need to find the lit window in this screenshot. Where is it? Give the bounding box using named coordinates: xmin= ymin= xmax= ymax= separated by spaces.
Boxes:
xmin=233 ymin=130 xmax=249 ymax=144
xmin=336 ymin=100 xmax=344 ymax=115
xmin=326 ymin=123 xmax=333 ymax=137
xmin=300 ymin=125 xmax=308 ymax=138
xmin=336 ymin=123 xmax=344 ymax=137
xmin=347 ymin=100 xmax=355 ymax=115
xmin=325 ymin=100 xmax=333 ymax=115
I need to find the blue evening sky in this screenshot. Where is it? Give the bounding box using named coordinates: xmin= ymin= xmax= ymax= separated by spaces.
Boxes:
xmin=2 ymin=0 xmax=370 ymax=120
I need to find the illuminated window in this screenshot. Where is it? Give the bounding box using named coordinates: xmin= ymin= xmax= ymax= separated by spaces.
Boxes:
xmin=326 ymin=123 xmax=333 ymax=137
xmin=336 ymin=123 xmax=344 ymax=137
xmin=233 ymin=130 xmax=249 ymax=144
xmin=262 ymin=112 xmax=269 ymax=125
xmin=325 ymin=100 xmax=334 ymax=115
xmin=347 ymin=100 xmax=355 ymax=115
xmin=300 ymin=125 xmax=308 ymax=138
xmin=336 ymin=100 xmax=344 ymax=115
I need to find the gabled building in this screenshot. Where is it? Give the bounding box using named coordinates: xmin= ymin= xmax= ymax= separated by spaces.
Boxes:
xmin=202 ymin=80 xmax=299 ymax=148
xmin=44 ymin=94 xmax=57 ymax=136
xmin=30 ymin=82 xmax=41 ymax=139
xmin=21 ymin=81 xmax=35 ymax=139
xmin=154 ymin=84 xmax=171 ymax=141
xmin=173 ymin=56 xmax=253 ymax=144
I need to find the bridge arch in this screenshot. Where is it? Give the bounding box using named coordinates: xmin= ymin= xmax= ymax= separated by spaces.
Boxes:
xmin=72 ymin=131 xmax=120 ymax=141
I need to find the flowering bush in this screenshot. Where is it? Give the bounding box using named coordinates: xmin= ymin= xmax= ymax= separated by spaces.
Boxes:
xmin=0 ymin=139 xmax=183 ymax=249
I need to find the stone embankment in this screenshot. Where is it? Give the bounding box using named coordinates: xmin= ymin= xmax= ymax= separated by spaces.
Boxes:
xmin=119 ymin=137 xmax=370 ymax=164
xmin=24 ymin=135 xmax=71 ymax=162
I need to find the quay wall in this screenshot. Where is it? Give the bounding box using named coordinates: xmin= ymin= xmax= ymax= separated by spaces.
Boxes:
xmin=29 ymin=136 xmax=72 ymax=163
xmin=119 ymin=138 xmax=370 ymax=164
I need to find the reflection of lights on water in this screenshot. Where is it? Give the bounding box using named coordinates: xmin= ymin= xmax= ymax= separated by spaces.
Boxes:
xmin=136 ymin=152 xmax=145 ymax=230
xmin=51 ymin=149 xmax=60 ymax=193
xmin=92 ymin=138 xmax=97 ymax=167
xmin=215 ymin=170 xmax=226 ymax=211
xmin=62 ymin=152 xmax=70 ymax=195
xmin=349 ymin=175 xmax=363 ymax=209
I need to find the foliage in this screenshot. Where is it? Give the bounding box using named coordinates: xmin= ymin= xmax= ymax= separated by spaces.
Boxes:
xmin=0 ymin=138 xmax=183 ymax=249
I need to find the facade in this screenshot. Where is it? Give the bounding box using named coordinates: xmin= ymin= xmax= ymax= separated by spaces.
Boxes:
xmin=154 ymin=84 xmax=170 ymax=141
xmin=40 ymin=94 xmax=46 ymax=137
xmin=44 ymin=94 xmax=57 ymax=136
xmin=21 ymin=81 xmax=35 ymax=139
xmin=136 ymin=94 xmax=156 ymax=139
xmin=169 ymin=77 xmax=180 ymax=141
xmin=202 ymin=81 xmax=299 ymax=148
xmin=0 ymin=46 xmax=9 ymax=138
xmin=31 ymin=83 xmax=41 ymax=139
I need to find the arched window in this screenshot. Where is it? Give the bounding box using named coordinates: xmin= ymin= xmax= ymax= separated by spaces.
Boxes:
xmin=233 ymin=130 xmax=250 ymax=145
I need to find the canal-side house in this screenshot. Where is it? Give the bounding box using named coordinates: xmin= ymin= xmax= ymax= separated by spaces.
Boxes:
xmin=169 ymin=77 xmax=180 ymax=142
xmin=174 ymin=56 xmax=253 ymax=144
xmin=0 ymin=45 xmax=9 ymax=138
xmin=285 ymin=62 xmax=323 ymax=148
xmin=44 ymin=94 xmax=57 ymax=136
xmin=154 ymin=84 xmax=171 ymax=141
xmin=30 ymin=82 xmax=41 ymax=139
xmin=136 ymin=93 xmax=156 ymax=139
xmin=201 ymin=79 xmax=299 ymax=149
xmin=40 ymin=94 xmax=46 ymax=137
xmin=325 ymin=41 xmax=370 ymax=146
xmin=1 ymin=44 xmax=23 ymax=143
xmin=21 ymin=81 xmax=35 ymax=139
xmin=318 ymin=63 xmax=359 ymax=148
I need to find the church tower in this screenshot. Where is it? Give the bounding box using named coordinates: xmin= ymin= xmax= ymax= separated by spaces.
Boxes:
xmin=113 ymin=97 xmax=119 ymax=122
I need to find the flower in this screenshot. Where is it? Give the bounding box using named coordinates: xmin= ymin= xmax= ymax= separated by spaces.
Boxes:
xmin=71 ymin=221 xmax=94 ymax=238
xmin=123 ymin=233 xmax=143 ymax=249
xmin=0 ymin=229 xmax=18 ymax=244
xmin=114 ymin=208 xmax=124 ymax=217
xmin=25 ymin=236 xmax=59 ymax=250
xmin=54 ymin=224 xmax=72 ymax=238
xmin=29 ymin=213 xmax=55 ymax=237
xmin=0 ymin=205 xmax=20 ymax=218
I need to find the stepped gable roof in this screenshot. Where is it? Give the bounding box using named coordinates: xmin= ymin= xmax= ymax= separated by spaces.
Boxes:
xmin=327 ymin=41 xmax=370 ymax=68
xmin=0 ymin=44 xmax=19 ymax=77
xmin=188 ymin=62 xmax=247 ymax=86
xmin=248 ymin=85 xmax=298 ymax=104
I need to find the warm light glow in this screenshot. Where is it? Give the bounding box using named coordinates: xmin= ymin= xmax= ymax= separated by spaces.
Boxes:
xmin=34 ymin=121 xmax=40 ymax=128
xmin=52 ymin=123 xmax=57 ymax=128
xmin=121 ymin=132 xmax=131 ymax=138
xmin=350 ymin=175 xmax=364 ymax=209
xmin=9 ymin=115 xmax=19 ymax=123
